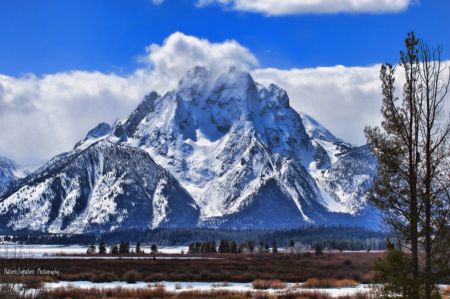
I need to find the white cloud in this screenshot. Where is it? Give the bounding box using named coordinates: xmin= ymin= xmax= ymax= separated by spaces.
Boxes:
xmin=0 ymin=32 xmax=259 ymax=164
xmin=4 ymin=32 xmax=442 ymax=165
xmin=195 ymin=0 xmax=412 ymax=15
xmin=251 ymin=66 xmax=388 ymax=145
xmin=141 ymin=32 xmax=259 ymax=80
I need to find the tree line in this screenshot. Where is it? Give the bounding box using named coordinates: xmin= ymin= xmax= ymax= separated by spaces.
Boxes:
xmin=6 ymin=225 xmax=385 ymax=249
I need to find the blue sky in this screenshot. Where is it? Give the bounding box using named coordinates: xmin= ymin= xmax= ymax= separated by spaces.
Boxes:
xmin=0 ymin=0 xmax=449 ymax=163
xmin=1 ymin=0 xmax=448 ymax=77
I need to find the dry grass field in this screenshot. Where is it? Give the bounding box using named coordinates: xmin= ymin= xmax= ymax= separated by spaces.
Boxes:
xmin=0 ymin=252 xmax=382 ymax=284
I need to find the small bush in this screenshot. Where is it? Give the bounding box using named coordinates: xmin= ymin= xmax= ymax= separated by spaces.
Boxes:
xmin=123 ymin=269 xmax=140 ymax=283
xmin=252 ymin=279 xmax=287 ymax=290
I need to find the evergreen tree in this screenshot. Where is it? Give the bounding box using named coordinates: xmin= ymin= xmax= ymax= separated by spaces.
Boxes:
xmin=231 ymin=240 xmax=238 ymax=253
xmin=125 ymin=242 xmax=130 ymax=254
xmin=110 ymin=244 xmax=119 ymax=254
xmin=218 ymin=240 xmax=225 ymax=253
xmin=248 ymin=240 xmax=255 ymax=253
xmin=211 ymin=241 xmax=217 ymax=253
xmin=265 ymin=243 xmax=269 ymax=252
xmin=272 ymin=241 xmax=278 ymax=253
xmin=189 ymin=242 xmax=195 ymax=254
xmin=151 ymin=243 xmax=158 ymax=254
xmin=119 ymin=241 xmax=126 ymax=254
xmin=315 ymin=246 xmax=323 ymax=256
xmin=205 ymin=241 xmax=211 ymax=253
xmin=201 ymin=242 xmax=206 ymax=253
xmin=99 ymin=242 xmax=106 ymax=254
xmin=224 ymin=239 xmax=230 ymax=253
xmin=136 ymin=242 xmax=141 ymax=254
xmin=195 ymin=241 xmax=201 ymax=253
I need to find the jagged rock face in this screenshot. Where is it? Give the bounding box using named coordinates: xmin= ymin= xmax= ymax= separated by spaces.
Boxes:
xmin=312 ymin=145 xmax=377 ymax=214
xmin=0 ymin=140 xmax=199 ymax=233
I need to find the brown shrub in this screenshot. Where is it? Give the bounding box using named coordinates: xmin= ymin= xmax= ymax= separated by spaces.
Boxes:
xmin=123 ymin=269 xmax=140 ymax=283
xmin=301 ymin=278 xmax=358 ymax=289
xmin=252 ymin=279 xmax=273 ymax=290
xmin=270 ymin=279 xmax=287 ymax=289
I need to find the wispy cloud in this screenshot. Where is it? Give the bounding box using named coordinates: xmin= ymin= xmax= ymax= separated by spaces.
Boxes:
xmin=195 ymin=0 xmax=412 ymax=15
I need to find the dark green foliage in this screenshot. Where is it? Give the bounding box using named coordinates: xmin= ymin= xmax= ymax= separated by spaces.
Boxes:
xmin=195 ymin=241 xmax=201 ymax=253
xmin=151 ymin=243 xmax=158 ymax=254
xmin=99 ymin=242 xmax=106 ymax=254
xmin=231 ymin=240 xmax=238 ymax=253
xmin=211 ymin=240 xmax=217 ymax=253
xmin=119 ymin=241 xmax=130 ymax=254
xmin=110 ymin=244 xmax=119 ymax=254
xmin=135 ymin=242 xmax=141 ymax=254
xmin=315 ymin=246 xmax=323 ymax=256
xmin=188 ymin=242 xmax=195 ymax=254
xmin=372 ymin=238 xmax=413 ymax=298
xmin=272 ymin=241 xmax=277 ymax=253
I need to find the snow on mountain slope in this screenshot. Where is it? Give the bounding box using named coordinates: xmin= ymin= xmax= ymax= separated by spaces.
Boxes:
xmin=299 ymin=112 xmax=344 ymax=143
xmin=0 ymin=140 xmax=199 ymax=233
xmin=0 ymin=157 xmax=32 ymax=188
xmin=312 ymin=145 xmax=377 ymax=214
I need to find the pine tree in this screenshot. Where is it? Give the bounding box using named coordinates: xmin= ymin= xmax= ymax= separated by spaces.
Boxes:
xmin=151 ymin=243 xmax=158 ymax=254
xmin=119 ymin=241 xmax=126 ymax=254
xmin=265 ymin=243 xmax=269 ymax=252
xmin=219 ymin=240 xmax=225 ymax=253
xmin=211 ymin=241 xmax=217 ymax=253
xmin=189 ymin=242 xmax=195 ymax=254
xmin=272 ymin=241 xmax=278 ymax=253
xmin=110 ymin=244 xmax=119 ymax=254
xmin=99 ymin=242 xmax=106 ymax=254
xmin=231 ymin=240 xmax=238 ymax=253
xmin=248 ymin=240 xmax=255 ymax=253
xmin=195 ymin=242 xmax=201 ymax=253
xmin=315 ymin=246 xmax=323 ymax=256
xmin=136 ymin=242 xmax=141 ymax=254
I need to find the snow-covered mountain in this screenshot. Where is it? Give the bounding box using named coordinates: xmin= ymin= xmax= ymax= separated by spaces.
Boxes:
xmin=0 ymin=66 xmax=378 ymax=232
xmin=0 ymin=157 xmax=37 ymax=188
xmin=0 ymin=140 xmax=199 ymax=233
